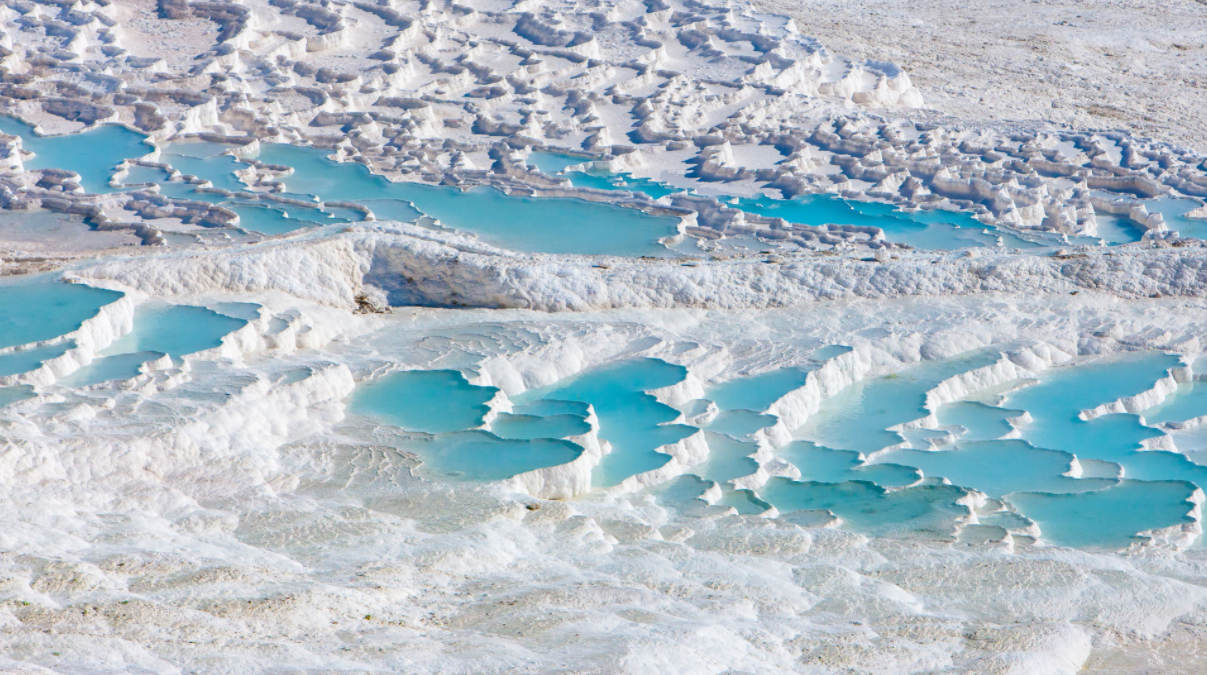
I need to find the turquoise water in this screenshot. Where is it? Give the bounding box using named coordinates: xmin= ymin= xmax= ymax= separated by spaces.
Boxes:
xmin=350 ymin=369 xmax=497 ymax=434
xmin=164 ymin=141 xmax=238 ymax=159
xmin=741 ymin=350 xmax=1207 ymax=549
xmin=1007 ymin=480 xmax=1199 ymax=550
xmin=101 ymin=304 xmax=247 ymax=361
xmin=0 ymin=340 xmax=74 ymax=377
xmin=706 ymin=367 xmax=813 ymax=412
xmin=492 ymin=412 xmax=592 ymax=440
xmin=718 ymin=488 xmax=773 ymax=515
xmin=1092 ymin=197 xmax=1206 ymax=242
xmin=736 ymin=194 xmax=1042 ymax=251
xmin=231 ymin=204 xmax=329 ymax=235
xmin=532 ymin=151 xmax=1053 ymax=251
xmin=796 ymin=351 xmax=1000 ymax=454
xmin=877 ymin=440 xmax=1116 ymax=499
xmin=528 ymin=151 xmax=683 ymax=199
xmin=645 ymin=474 xmax=715 ymax=512
xmin=1004 ymin=353 xmax=1180 ymax=463
xmin=1141 ymin=381 xmax=1207 ymax=424
xmin=60 ymin=351 xmax=162 ymax=387
xmin=63 ymin=304 xmax=247 ymax=386
xmin=0 ymin=386 xmax=34 ymax=407
xmin=694 ymin=432 xmax=760 ymax=487
xmin=208 ymin=302 xmax=261 ymax=322
xmin=405 ymin=430 xmax=583 ymax=482
xmin=330 ymin=351 xmax=1207 ymax=549
xmin=258 ymin=144 xmax=682 ymax=256
xmin=118 ymin=157 xmax=351 ymax=235
xmin=759 ymin=478 xmax=971 ymax=538
xmin=1148 ymin=197 xmax=1207 ymax=240
xmin=779 ymin=441 xmax=921 ymax=488
xmin=706 ymin=409 xmax=778 ymax=438
xmin=0 ymin=277 xmax=123 ymax=351
xmin=0 ymin=116 xmax=151 ymax=193
xmin=528 ymin=152 xmax=592 ymax=174
xmin=513 ymin=399 xmax=592 ymax=418
xmin=564 ymin=171 xmax=682 ymax=199
xmin=161 ymin=149 xmax=248 ymax=193
xmin=523 ymin=358 xmax=697 ymax=487
xmin=936 ymin=401 xmax=1025 ymax=442
xmin=1093 ymin=212 xmax=1146 ymax=244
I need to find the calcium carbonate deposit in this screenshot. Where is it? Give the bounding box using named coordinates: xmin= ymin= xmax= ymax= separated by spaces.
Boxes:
xmin=2 ymin=0 xmax=1207 ymax=672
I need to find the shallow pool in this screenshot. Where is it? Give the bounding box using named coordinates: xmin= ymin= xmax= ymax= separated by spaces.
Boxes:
xmin=0 ymin=116 xmax=151 ymax=194
xmin=63 ymin=304 xmax=248 ymax=386
xmin=520 ymin=358 xmax=697 ymax=488
xmin=350 ymin=369 xmax=498 ymax=435
xmin=404 ymin=430 xmax=583 ymax=482
xmin=0 ymin=277 xmax=123 ymax=351
xmin=258 ymin=144 xmax=683 ymax=256
xmin=736 ymin=194 xmax=1043 ymax=250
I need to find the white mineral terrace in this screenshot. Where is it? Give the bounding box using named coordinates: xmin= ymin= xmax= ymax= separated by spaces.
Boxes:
xmin=0 ymin=0 xmax=1206 ymax=673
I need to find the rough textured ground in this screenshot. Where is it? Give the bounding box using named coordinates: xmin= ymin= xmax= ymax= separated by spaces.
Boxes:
xmin=757 ymin=0 xmax=1207 ymax=149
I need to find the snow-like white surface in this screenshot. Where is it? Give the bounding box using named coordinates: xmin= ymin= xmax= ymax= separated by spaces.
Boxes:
xmin=0 ymin=0 xmax=1206 ymax=672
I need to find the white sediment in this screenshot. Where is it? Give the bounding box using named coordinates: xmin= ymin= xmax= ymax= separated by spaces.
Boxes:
xmin=1 ymin=0 xmax=1207 ymax=672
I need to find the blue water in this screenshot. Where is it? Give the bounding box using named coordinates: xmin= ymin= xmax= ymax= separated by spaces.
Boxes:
xmin=936 ymin=401 xmax=1025 ymax=442
xmin=231 ymin=204 xmax=329 ymax=235
xmin=1004 ymin=353 xmax=1180 ymax=463
xmin=1007 ymin=480 xmax=1199 ymax=550
xmin=62 ymin=304 xmax=247 ymax=386
xmin=779 ymin=441 xmax=921 ymax=488
xmin=350 ymin=369 xmax=497 ymax=435
xmin=513 ymin=399 xmax=592 ymax=418
xmin=161 ymin=149 xmax=248 ymax=193
xmin=60 ymin=351 xmax=162 ymax=387
xmin=645 ymin=474 xmax=715 ymax=512
xmin=327 ymin=349 xmax=1207 ymax=550
xmin=0 ymin=340 xmax=74 ymax=377
xmin=405 ymin=430 xmax=583 ymax=482
xmin=0 ymin=386 xmax=34 ymax=407
xmin=528 ymin=152 xmax=591 ymax=174
xmin=0 ymin=116 xmax=151 ymax=193
xmin=522 ymin=358 xmax=697 ymax=488
xmin=1093 ymin=212 xmax=1146 ymax=244
xmin=736 ymin=350 xmax=1207 ymax=549
xmin=208 ymin=302 xmax=262 ymax=322
xmin=118 ymin=156 xmax=351 ymax=235
xmin=565 ymin=171 xmax=682 ymax=199
xmin=736 ymin=194 xmax=1042 ymax=251
xmin=492 ymin=412 xmax=592 ymax=440
xmin=1148 ymin=197 xmax=1207 ymax=240
xmin=1142 ymin=381 xmax=1207 ymax=424
xmin=797 ymin=351 xmax=1000 ymax=454
xmin=694 ymin=432 xmax=760 ymax=487
xmin=877 ymin=440 xmax=1116 ymax=499
xmin=101 ymin=304 xmax=247 ymax=361
xmin=707 ymin=367 xmax=813 ymax=412
xmin=706 ymin=409 xmax=778 ymax=438
xmin=1092 ymin=197 xmax=1206 ymax=242
xmin=0 ymin=277 xmax=123 ymax=351
xmin=759 ymin=478 xmax=971 ymax=538
xmin=717 ymin=488 xmax=772 ymax=515
xmin=257 ymin=144 xmax=682 ymax=256
xmin=528 ymin=151 xmax=684 ymax=199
